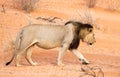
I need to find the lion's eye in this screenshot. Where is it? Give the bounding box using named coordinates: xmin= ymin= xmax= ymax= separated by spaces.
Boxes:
xmin=88 ymin=28 xmax=93 ymax=32
xmin=89 ymin=29 xmax=92 ymax=32
xmin=88 ymin=29 xmax=92 ymax=32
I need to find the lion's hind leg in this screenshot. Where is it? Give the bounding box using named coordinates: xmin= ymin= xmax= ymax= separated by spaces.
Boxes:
xmin=15 ymin=48 xmax=25 ymax=67
xmin=26 ymin=45 xmax=38 ymax=66
xmin=15 ymin=39 xmax=38 ymax=66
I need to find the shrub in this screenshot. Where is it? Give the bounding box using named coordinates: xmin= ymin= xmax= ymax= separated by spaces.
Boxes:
xmin=107 ymin=0 xmax=120 ymax=11
xmin=79 ymin=8 xmax=93 ymax=24
xmin=13 ymin=0 xmax=39 ymax=12
xmin=85 ymin=0 xmax=97 ymax=8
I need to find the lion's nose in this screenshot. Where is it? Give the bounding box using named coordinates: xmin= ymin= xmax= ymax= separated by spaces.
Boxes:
xmin=89 ymin=40 xmax=96 ymax=45
xmin=89 ymin=43 xmax=93 ymax=45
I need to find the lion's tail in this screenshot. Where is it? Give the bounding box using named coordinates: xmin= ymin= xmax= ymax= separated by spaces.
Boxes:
xmin=6 ymin=29 xmax=23 ymax=66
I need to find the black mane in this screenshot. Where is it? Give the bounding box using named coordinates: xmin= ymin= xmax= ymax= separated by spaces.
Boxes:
xmin=65 ymin=21 xmax=93 ymax=50
xmin=65 ymin=21 xmax=93 ymax=28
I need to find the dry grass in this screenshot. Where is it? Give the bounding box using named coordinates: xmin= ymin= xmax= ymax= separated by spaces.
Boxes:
xmin=78 ymin=8 xmax=102 ymax=30
xmin=36 ymin=16 xmax=63 ymax=23
xmin=107 ymin=0 xmax=120 ymax=11
xmin=1 ymin=4 xmax=6 ymax=13
xmin=3 ymin=40 xmax=15 ymax=52
xmin=84 ymin=0 xmax=120 ymax=11
xmin=0 ymin=24 xmax=15 ymax=52
xmin=78 ymin=8 xmax=93 ymax=25
xmin=80 ymin=65 xmax=104 ymax=77
xmin=85 ymin=0 xmax=97 ymax=8
xmin=13 ymin=0 xmax=39 ymax=12
xmin=96 ymin=0 xmax=120 ymax=11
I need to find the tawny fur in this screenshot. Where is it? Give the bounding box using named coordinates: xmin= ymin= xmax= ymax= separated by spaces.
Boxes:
xmin=6 ymin=21 xmax=96 ymax=66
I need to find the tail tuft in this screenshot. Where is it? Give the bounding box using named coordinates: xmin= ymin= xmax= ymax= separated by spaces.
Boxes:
xmin=6 ymin=61 xmax=11 ymax=66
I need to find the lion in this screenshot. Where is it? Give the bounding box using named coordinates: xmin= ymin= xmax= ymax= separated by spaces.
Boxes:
xmin=6 ymin=21 xmax=96 ymax=66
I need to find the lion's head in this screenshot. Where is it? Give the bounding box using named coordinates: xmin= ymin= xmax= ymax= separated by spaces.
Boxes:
xmin=79 ymin=24 xmax=96 ymax=45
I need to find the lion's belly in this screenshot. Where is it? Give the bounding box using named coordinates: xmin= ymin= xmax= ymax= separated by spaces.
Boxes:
xmin=36 ymin=39 xmax=62 ymax=49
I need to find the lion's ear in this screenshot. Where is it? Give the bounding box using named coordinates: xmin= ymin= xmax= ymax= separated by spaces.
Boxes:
xmin=88 ymin=28 xmax=93 ymax=32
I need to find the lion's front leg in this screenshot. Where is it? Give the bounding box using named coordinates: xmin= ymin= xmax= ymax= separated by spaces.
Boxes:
xmin=57 ymin=44 xmax=69 ymax=66
xmin=71 ymin=49 xmax=89 ymax=65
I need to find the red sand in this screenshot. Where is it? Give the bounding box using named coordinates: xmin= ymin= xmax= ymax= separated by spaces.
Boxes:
xmin=0 ymin=0 xmax=120 ymax=77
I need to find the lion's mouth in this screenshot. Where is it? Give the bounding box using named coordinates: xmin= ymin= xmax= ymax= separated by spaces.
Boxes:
xmin=82 ymin=39 xmax=94 ymax=45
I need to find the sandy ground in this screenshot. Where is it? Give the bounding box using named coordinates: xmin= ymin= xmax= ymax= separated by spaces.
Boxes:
xmin=0 ymin=0 xmax=120 ymax=77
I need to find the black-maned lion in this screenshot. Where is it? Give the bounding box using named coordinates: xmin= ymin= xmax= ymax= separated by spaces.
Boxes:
xmin=6 ymin=21 xmax=96 ymax=66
